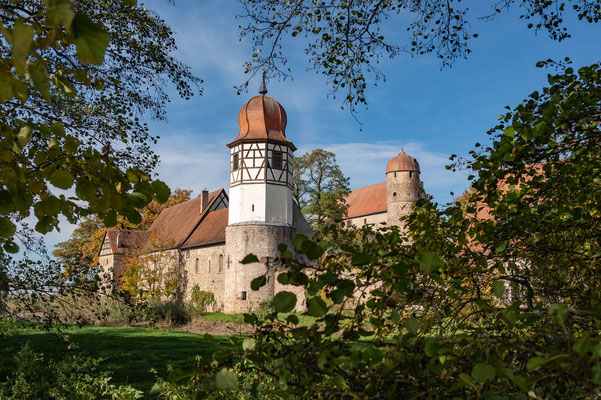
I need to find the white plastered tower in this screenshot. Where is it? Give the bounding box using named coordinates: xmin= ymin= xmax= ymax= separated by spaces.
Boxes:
xmin=224 ymin=78 xmax=297 ymax=314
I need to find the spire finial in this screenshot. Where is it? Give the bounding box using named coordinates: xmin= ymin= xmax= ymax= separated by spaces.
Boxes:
xmin=259 ymin=70 xmax=268 ymax=95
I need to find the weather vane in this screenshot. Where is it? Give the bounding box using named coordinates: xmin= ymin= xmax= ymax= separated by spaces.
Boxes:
xmin=259 ymin=70 xmax=268 ymax=95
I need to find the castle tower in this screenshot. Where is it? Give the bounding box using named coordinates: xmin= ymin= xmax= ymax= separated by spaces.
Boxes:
xmin=386 ymin=150 xmax=425 ymax=228
xmin=224 ymin=78 xmax=296 ymax=314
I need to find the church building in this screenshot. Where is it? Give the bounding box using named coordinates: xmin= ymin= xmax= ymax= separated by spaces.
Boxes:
xmin=98 ymin=82 xmax=426 ymax=314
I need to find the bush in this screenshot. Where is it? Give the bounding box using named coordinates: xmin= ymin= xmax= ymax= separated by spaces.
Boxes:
xmin=145 ymin=299 xmax=190 ymax=326
xmin=188 ymin=286 xmax=215 ymax=315
xmin=0 ymin=345 xmax=142 ymax=399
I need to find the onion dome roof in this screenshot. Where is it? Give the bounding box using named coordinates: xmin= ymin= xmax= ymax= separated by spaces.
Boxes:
xmin=227 ymin=74 xmax=294 ymax=149
xmin=386 ymin=149 xmax=421 ymax=174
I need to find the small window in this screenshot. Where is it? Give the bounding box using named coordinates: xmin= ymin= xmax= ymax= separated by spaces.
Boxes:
xmin=364 ymin=218 xmax=367 ymax=224
xmin=409 ymin=171 xmax=412 ymax=178
xmin=393 ymin=192 xmax=397 ymax=197
xmin=208 ymin=259 xmax=211 ymax=273
xmin=194 ymin=258 xmax=199 ymax=274
xmin=272 ymin=151 xmax=283 ymax=170
xmin=241 ymin=291 xmax=247 ymax=301
xmin=233 ymin=154 xmax=239 ymax=170
xmin=394 ymin=172 xmax=397 ymax=177
xmin=218 ymin=255 xmax=223 ymax=272
xmin=251 ymin=204 xmax=255 ymax=212
xmin=346 ymin=220 xmax=352 ymax=227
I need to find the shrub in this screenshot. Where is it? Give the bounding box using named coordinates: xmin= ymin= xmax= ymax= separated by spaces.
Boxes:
xmin=0 ymin=345 xmax=142 ymax=399
xmin=146 ymin=299 xmax=190 ymax=326
xmin=189 ymin=285 xmax=215 ymax=315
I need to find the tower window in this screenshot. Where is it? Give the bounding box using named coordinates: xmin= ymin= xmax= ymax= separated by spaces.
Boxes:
xmin=233 ymin=154 xmax=239 ymax=170
xmin=393 ymin=192 xmax=397 ymax=197
xmin=241 ymin=291 xmax=247 ymax=301
xmin=409 ymin=171 xmax=412 ymax=178
xmin=218 ymin=255 xmax=223 ymax=272
xmin=208 ymin=259 xmax=211 ymax=273
xmin=272 ymin=151 xmax=283 ymax=170
xmin=251 ymin=204 xmax=254 ymax=211
xmin=194 ymin=258 xmax=199 ymax=274
xmin=394 ymin=172 xmax=397 ymax=177
xmin=364 ymin=218 xmax=367 ymax=224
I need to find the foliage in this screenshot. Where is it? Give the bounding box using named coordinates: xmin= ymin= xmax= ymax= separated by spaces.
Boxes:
xmin=164 ymin=63 xmax=601 ymax=398
xmin=53 ymin=188 xmax=192 ymax=275
xmin=238 ymin=0 xmax=600 ymax=112
xmin=120 ymin=229 xmax=181 ymax=301
xmin=189 ymin=285 xmax=216 ymax=315
xmin=292 ymin=149 xmax=350 ymax=233
xmin=144 ymin=299 xmax=191 ymax=326
xmin=0 ymin=344 xmax=142 ymax=399
xmin=0 ymin=0 xmax=200 ymax=252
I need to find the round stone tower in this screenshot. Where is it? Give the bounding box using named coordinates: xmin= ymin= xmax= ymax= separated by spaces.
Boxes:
xmin=385 ymin=150 xmax=425 ymax=228
xmin=224 ymin=78 xmax=296 ymax=314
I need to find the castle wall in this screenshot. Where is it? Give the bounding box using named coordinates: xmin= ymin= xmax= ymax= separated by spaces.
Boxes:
xmin=182 ymin=244 xmax=226 ymax=311
xmin=98 ymin=254 xmax=125 ymax=294
xmin=345 ymin=212 xmax=387 ymax=229
xmin=224 ymin=224 xmax=305 ymax=314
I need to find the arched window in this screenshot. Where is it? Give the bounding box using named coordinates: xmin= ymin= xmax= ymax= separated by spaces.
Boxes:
xmin=208 ymin=259 xmax=211 ymax=273
xmin=194 ymin=258 xmax=199 ymax=274
xmin=218 ymin=255 xmax=224 ymax=272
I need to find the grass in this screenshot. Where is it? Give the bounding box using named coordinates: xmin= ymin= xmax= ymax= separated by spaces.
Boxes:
xmin=0 ymin=321 xmax=233 ymax=393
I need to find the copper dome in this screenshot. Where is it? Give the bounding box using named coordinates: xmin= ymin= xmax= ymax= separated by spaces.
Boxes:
xmin=227 ymin=95 xmax=294 ymax=149
xmin=386 ymin=150 xmax=421 ymax=174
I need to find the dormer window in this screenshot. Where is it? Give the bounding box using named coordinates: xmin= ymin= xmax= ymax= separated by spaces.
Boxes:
xmin=233 ymin=154 xmax=239 ymax=170
xmin=272 ymin=151 xmax=283 ymax=170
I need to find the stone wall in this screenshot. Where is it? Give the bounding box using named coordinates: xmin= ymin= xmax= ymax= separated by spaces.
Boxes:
xmin=225 ymin=224 xmax=306 ymax=314
xmin=182 ymin=244 xmax=226 ymax=311
xmin=386 ymin=170 xmax=424 ymax=228
xmin=345 ymin=212 xmax=387 ymax=229
xmin=97 ymin=254 xmax=125 ymax=294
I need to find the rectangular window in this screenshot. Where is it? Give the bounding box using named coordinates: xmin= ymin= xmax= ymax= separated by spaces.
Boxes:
xmin=233 ymin=154 xmax=239 ymax=170
xmin=241 ymin=291 xmax=247 ymax=301
xmin=272 ymin=151 xmax=283 ymax=170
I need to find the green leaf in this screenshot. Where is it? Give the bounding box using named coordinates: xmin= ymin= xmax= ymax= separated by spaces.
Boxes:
xmin=405 ymin=318 xmax=419 ymax=334
xmin=50 ymin=122 xmax=65 ymax=137
xmin=0 ymin=217 xmax=16 ymax=238
xmin=75 ymin=179 xmax=96 ymax=201
xmin=459 ymin=372 xmax=476 ymax=389
xmin=549 ymin=303 xmax=569 ymax=326
xmin=4 ymin=241 xmax=19 ymax=254
xmin=12 ymin=21 xmax=34 ymax=74
xmin=72 ymin=14 xmax=110 ymax=65
xmin=151 ymin=180 xmax=170 ymax=203
xmin=35 ymin=215 xmax=55 ymax=233
xmin=472 ymin=362 xmax=496 ymax=383
xmin=49 ymin=169 xmax=75 ymax=190
xmin=421 ymin=251 xmax=441 ymax=274
xmin=250 ymin=275 xmax=266 ymax=291
xmin=28 ymin=62 xmax=50 ymax=100
xmin=351 ymin=253 xmax=371 ymax=265
xmin=362 ymin=346 xmax=383 ymax=364
xmin=16 ymin=125 xmax=33 ymax=149
xmin=242 ymin=338 xmax=256 ymax=351
xmin=307 ymin=296 xmax=327 ymax=317
xmin=241 ymin=254 xmax=258 ymax=264
xmin=215 ymin=368 xmax=238 ymax=390
xmin=293 ymin=234 xmax=308 ymax=251
xmin=272 ymin=291 xmax=296 ymax=313
xmin=45 ymin=0 xmax=75 ymax=27
xmin=492 ymin=280 xmax=505 ymax=298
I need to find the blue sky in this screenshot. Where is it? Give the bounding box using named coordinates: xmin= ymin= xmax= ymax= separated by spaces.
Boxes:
xmin=45 ymin=0 xmax=601 ymax=250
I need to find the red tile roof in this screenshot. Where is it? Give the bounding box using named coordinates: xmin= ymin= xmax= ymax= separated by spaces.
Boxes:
xmin=181 ymin=208 xmax=228 ymax=248
xmin=147 ymin=189 xmax=224 ymax=247
xmin=344 ymin=182 xmax=387 ymax=219
xmin=105 ymin=229 xmax=149 ymax=254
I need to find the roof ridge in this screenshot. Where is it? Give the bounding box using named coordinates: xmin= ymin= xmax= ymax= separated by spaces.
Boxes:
xmin=176 ymin=188 xmax=228 ymax=248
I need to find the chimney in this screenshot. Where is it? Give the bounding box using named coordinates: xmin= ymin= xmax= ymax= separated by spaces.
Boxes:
xmin=200 ymin=190 xmax=209 ymax=214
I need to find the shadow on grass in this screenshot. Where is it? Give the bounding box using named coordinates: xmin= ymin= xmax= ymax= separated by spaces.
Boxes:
xmin=0 ymin=324 xmax=234 ymax=393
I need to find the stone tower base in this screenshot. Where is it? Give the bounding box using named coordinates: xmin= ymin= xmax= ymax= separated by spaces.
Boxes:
xmin=224 ymin=224 xmax=304 ymax=314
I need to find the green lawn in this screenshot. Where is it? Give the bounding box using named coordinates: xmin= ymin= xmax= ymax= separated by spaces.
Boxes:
xmin=0 ymin=322 xmax=233 ymax=393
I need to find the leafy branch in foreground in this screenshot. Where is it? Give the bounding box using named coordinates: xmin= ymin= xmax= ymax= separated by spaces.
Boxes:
xmin=238 ymin=0 xmax=600 ymax=112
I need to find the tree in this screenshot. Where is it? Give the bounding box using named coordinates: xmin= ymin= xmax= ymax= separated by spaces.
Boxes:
xmin=238 ymin=0 xmax=600 ymax=111
xmin=0 ymin=0 xmax=201 ymax=256
xmin=293 ymin=149 xmax=350 ymax=232
xmin=120 ymin=229 xmax=180 ymax=301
